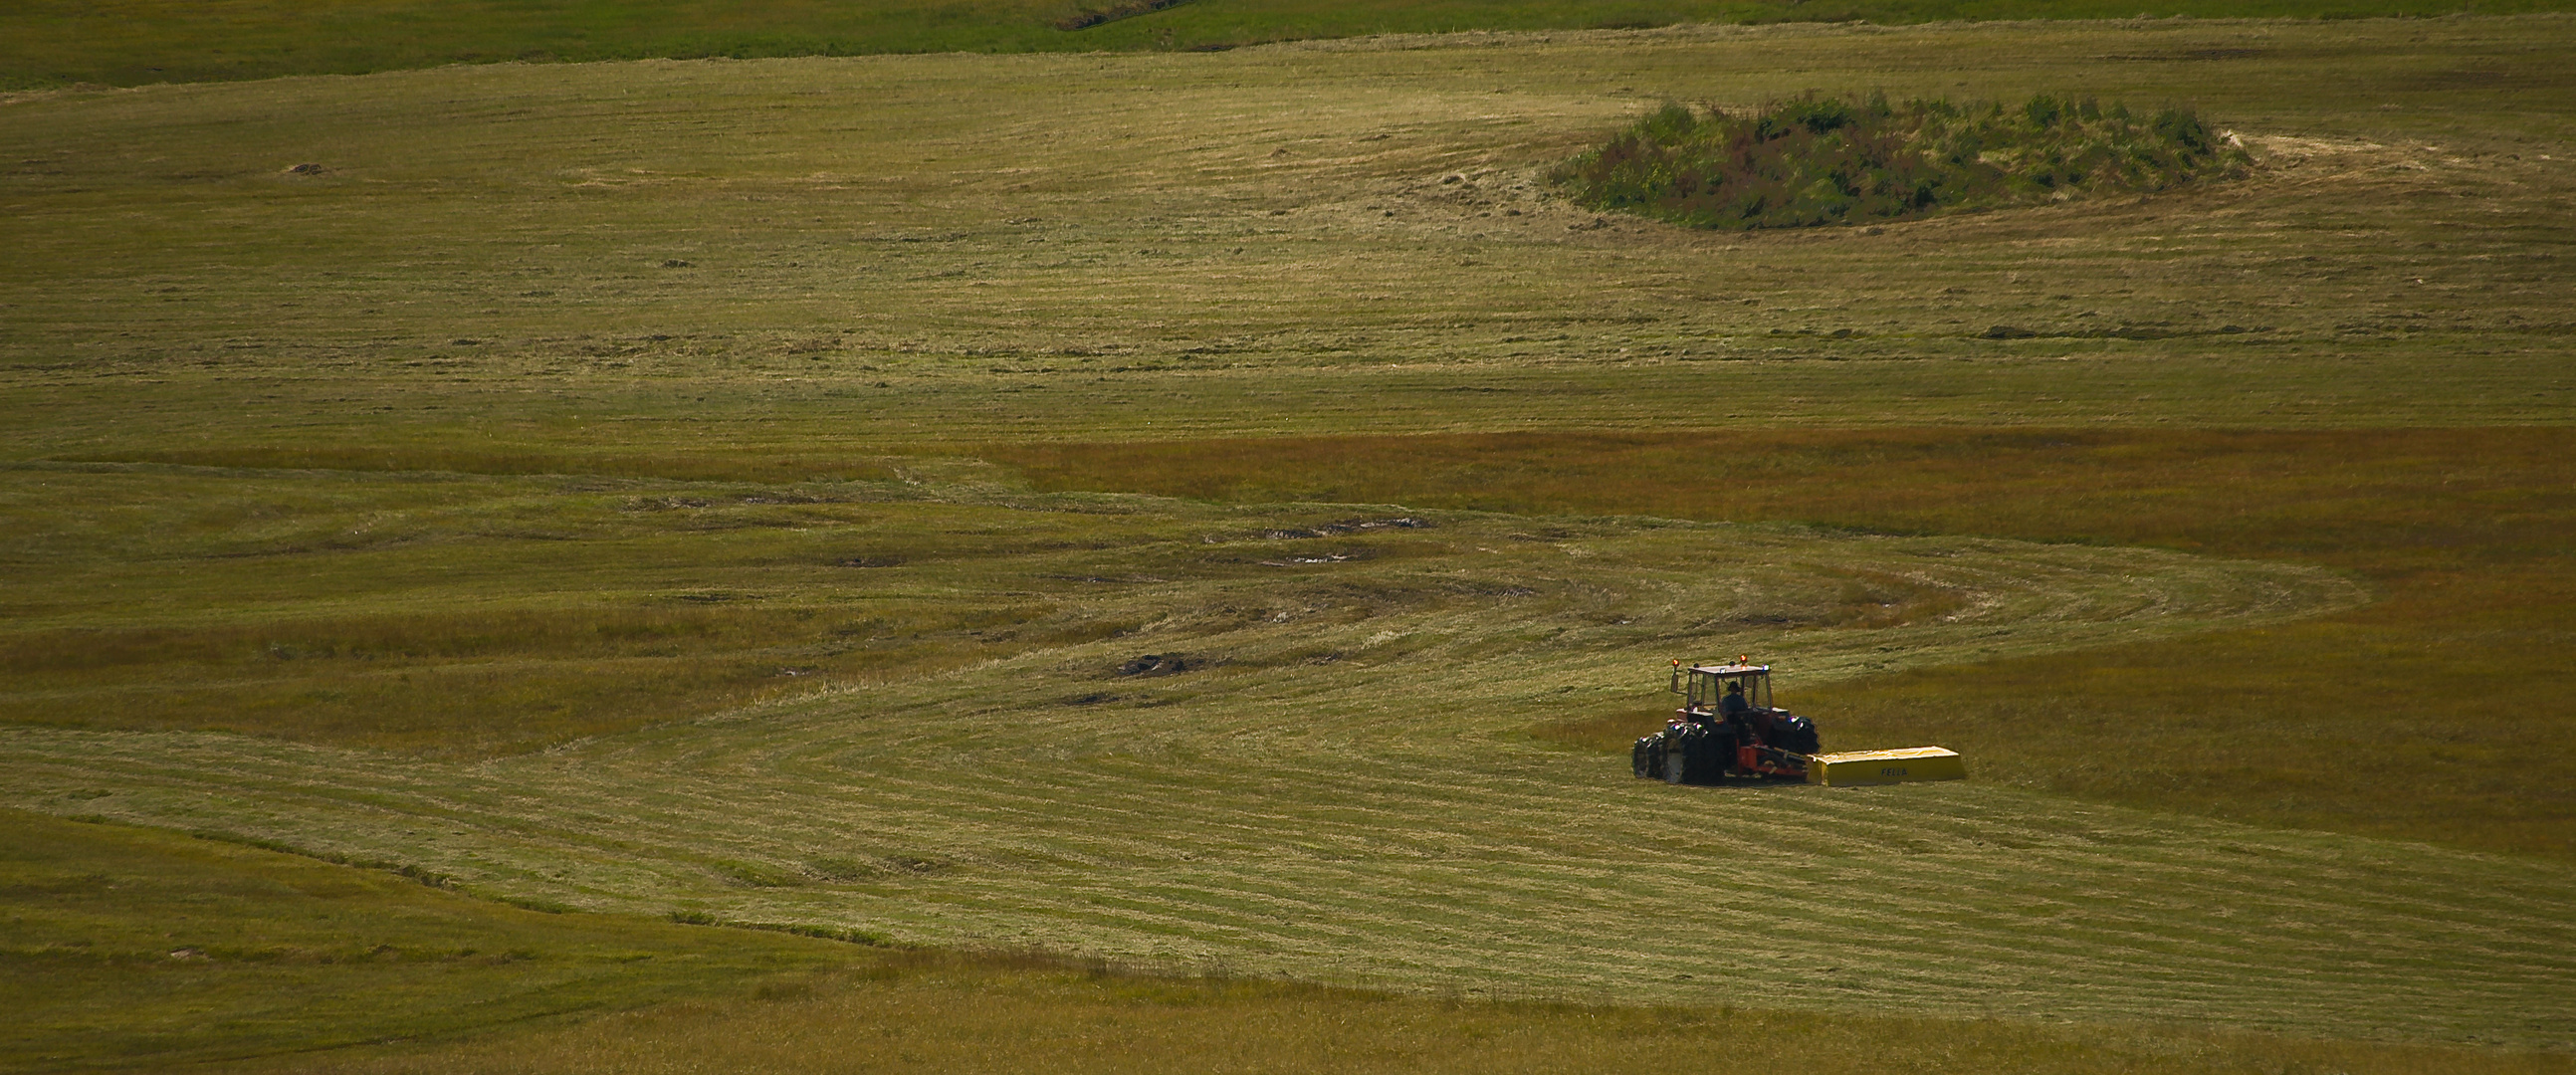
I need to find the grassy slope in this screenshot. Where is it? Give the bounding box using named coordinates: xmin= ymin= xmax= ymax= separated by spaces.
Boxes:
xmin=8 ymin=0 xmax=2576 ymax=90
xmin=2 ymin=16 xmax=2573 ymax=1071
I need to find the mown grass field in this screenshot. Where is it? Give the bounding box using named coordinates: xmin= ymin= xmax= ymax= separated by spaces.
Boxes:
xmin=2 ymin=13 xmax=2572 ymax=1073
xmin=15 ymin=814 xmax=2558 ymax=1075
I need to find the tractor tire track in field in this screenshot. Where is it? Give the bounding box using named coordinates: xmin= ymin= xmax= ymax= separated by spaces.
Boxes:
xmin=8 ymin=495 xmax=2570 ymax=1047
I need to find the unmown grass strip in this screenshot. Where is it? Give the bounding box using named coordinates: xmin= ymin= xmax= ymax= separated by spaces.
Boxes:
xmin=11 ymin=0 xmax=2573 ymax=89
xmin=985 ymin=427 xmax=2576 ymax=859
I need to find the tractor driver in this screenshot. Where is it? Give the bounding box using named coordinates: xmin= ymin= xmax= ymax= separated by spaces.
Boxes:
xmin=1719 ymin=680 xmax=1752 ymax=720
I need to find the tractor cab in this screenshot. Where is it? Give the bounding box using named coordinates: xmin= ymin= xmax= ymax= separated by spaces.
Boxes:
xmin=1637 ymin=658 xmax=1820 ymax=783
xmin=1671 ymin=660 xmax=1772 ymax=723
xmin=1636 ymin=656 xmax=1963 ymax=788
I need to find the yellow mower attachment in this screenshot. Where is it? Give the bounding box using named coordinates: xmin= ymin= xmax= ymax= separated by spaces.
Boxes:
xmin=1806 ymin=747 xmax=1966 ymax=786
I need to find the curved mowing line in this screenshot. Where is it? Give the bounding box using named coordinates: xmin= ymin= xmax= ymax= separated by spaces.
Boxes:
xmin=3 ymin=500 xmax=2563 ymax=1045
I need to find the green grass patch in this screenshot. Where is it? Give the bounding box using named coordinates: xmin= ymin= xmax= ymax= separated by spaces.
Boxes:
xmin=11 ymin=0 xmax=2576 ymax=90
xmin=1555 ymin=94 xmax=2252 ymax=229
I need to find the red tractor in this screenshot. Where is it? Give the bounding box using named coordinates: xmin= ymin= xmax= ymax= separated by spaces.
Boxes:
xmin=1632 ymin=659 xmax=1821 ymax=784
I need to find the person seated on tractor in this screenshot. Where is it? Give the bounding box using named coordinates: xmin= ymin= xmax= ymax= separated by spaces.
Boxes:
xmin=1718 ymin=681 xmax=1752 ymax=720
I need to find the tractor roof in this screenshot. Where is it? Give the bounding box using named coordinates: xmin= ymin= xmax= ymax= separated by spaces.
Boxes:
xmin=1690 ymin=664 xmax=1769 ymax=677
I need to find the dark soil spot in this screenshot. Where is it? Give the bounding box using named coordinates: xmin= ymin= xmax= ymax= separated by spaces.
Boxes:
xmin=1053 ymin=0 xmax=1190 ymax=31
xmin=1118 ymin=654 xmax=1194 ymax=677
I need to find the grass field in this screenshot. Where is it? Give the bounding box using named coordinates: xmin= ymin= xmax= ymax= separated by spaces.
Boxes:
xmin=3 ymin=13 xmax=2573 ymax=1073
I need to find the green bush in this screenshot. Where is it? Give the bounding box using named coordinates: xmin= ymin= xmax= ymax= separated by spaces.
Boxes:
xmin=1552 ymin=92 xmax=2252 ymax=230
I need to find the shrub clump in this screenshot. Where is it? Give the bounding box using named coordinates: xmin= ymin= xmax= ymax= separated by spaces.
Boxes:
xmin=1551 ymin=93 xmax=2253 ymax=230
